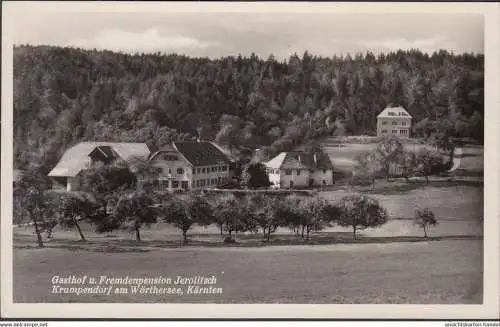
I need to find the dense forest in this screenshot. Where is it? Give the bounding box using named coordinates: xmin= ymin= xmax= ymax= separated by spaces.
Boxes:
xmin=13 ymin=45 xmax=484 ymax=173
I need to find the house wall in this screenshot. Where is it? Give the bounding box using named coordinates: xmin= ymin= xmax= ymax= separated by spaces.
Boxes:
xmin=150 ymin=152 xmax=193 ymax=191
xmin=67 ymin=177 xmax=80 ymax=192
xmin=51 ymin=177 xmax=68 ymax=190
xmin=311 ymin=169 xmax=334 ymax=186
xmin=279 ymin=168 xmax=310 ymax=188
xmin=266 ymin=168 xmax=281 ymax=188
xmin=377 ymin=117 xmax=412 ymax=137
xmin=191 ymin=164 xmax=230 ymax=189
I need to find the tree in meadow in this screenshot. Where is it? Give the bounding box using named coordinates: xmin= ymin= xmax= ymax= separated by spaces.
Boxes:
xmin=49 ymin=191 xmax=100 ymax=241
xmin=160 ymin=192 xmax=213 ymax=244
xmin=397 ymin=149 xmax=419 ymax=183
xmin=352 ymin=152 xmax=380 ymax=188
xmin=245 ymin=194 xmax=282 ymax=241
xmin=414 ymin=208 xmax=438 ymax=238
xmin=13 ymin=170 xmax=54 ymax=247
xmin=375 ymin=135 xmax=404 ymax=181
xmin=113 ymin=189 xmax=157 ymax=241
xmin=415 ymin=148 xmax=447 ymax=183
xmin=299 ymin=196 xmax=330 ymax=240
xmin=277 ymin=194 xmax=307 ymax=236
xmin=337 ymin=194 xmax=389 ymax=240
xmin=210 ymin=193 xmax=249 ymax=242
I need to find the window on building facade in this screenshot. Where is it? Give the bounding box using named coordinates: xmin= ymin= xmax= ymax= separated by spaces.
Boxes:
xmin=392 ymin=130 xmax=397 ymax=134
xmin=323 ymin=180 xmax=326 ymax=185
xmin=401 ymin=122 xmax=406 ymax=126
xmin=285 ymin=170 xmax=292 ymax=175
xmin=163 ymin=155 xmax=178 ymax=161
xmin=172 ymin=181 xmax=179 ymax=188
xmin=168 ymin=168 xmax=172 ymax=175
xmin=202 ymin=168 xmax=206 ymax=173
xmin=323 ymin=169 xmax=327 ymax=174
xmin=162 ymin=180 xmax=170 ymax=189
xmin=181 ymin=181 xmax=189 ymax=190
xmin=392 ymin=121 xmax=397 ymax=125
xmin=382 ymin=130 xmax=387 ymax=134
xmin=177 ymin=168 xmax=184 ymax=175
xmin=297 ymin=169 xmax=301 ymax=176
xmin=222 ymin=166 xmax=227 ymax=171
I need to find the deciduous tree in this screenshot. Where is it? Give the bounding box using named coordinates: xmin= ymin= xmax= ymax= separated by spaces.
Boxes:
xmin=337 ymin=194 xmax=389 ymax=240
xmin=13 ymin=170 xmax=54 ymax=247
xmin=414 ymin=208 xmax=438 ymax=238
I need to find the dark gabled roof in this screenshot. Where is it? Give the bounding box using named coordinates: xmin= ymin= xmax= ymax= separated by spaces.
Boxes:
xmin=173 ymin=141 xmax=230 ymax=166
xmin=89 ymin=145 xmax=117 ymax=162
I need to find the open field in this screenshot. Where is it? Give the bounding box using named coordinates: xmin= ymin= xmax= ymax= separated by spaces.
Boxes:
xmin=13 ymin=181 xmax=483 ymax=304
xmin=320 ymin=136 xmax=431 ymax=174
xmin=320 ymin=136 xmax=484 ymax=177
xmin=14 ymin=239 xmax=482 ymax=304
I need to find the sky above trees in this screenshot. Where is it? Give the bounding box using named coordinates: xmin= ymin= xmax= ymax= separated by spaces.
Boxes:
xmin=9 ymin=3 xmax=484 ymax=59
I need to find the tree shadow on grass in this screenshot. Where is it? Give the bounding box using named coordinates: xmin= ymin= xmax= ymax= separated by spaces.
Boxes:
xmin=13 ymin=232 xmax=482 ymax=252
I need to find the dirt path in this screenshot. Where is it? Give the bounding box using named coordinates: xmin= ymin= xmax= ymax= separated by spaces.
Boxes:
xmin=448 ymin=147 xmax=463 ymax=172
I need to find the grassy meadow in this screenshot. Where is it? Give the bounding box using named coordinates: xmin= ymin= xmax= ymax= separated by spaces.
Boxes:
xmin=12 ymin=137 xmax=484 ymax=304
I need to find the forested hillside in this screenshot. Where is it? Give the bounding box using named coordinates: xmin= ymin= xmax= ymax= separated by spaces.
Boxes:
xmin=13 ymin=45 xmax=483 ymax=173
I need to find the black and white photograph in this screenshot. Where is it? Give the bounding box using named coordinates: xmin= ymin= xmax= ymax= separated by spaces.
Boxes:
xmin=1 ymin=1 xmax=499 ymax=320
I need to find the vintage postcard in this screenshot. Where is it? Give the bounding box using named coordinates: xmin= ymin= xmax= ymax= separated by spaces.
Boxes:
xmin=1 ymin=1 xmax=499 ymax=320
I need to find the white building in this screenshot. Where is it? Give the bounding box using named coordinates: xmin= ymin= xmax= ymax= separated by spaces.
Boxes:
xmin=264 ymin=150 xmax=334 ymax=189
xmin=376 ymin=105 xmax=412 ymax=137
xmin=48 ymin=142 xmax=150 ymax=192
xmin=148 ymin=141 xmax=231 ymax=191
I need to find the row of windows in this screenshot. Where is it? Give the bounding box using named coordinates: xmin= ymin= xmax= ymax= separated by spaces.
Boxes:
xmin=382 ymin=121 xmax=407 ymax=126
xmin=381 ymin=129 xmax=409 ymax=135
xmin=193 ymin=165 xmax=228 ymax=175
xmin=152 ymin=180 xmax=189 ymax=189
xmin=194 ymin=177 xmax=228 ymax=187
xmin=386 ymin=112 xmax=409 ymax=117
xmin=152 ymin=167 xmax=184 ymax=175
xmin=152 ymin=165 xmax=228 ymax=176
xmin=284 ymin=169 xmax=329 ymax=176
xmin=268 ymin=169 xmax=330 ymax=175
xmin=161 ymin=155 xmax=179 ymax=161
